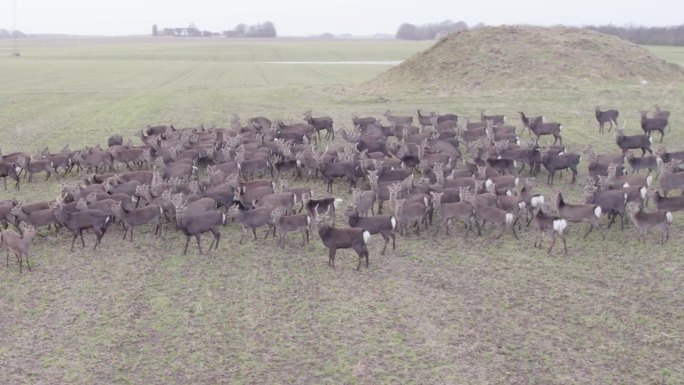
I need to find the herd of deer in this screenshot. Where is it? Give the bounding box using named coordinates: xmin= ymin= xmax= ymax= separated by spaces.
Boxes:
xmin=0 ymin=105 xmax=680 ymax=272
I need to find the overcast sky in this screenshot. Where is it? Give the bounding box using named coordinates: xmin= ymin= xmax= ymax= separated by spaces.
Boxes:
xmin=1 ymin=0 xmax=682 ymax=36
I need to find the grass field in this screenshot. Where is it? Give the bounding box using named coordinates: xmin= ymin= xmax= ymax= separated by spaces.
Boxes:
xmin=0 ymin=37 xmax=683 ymax=385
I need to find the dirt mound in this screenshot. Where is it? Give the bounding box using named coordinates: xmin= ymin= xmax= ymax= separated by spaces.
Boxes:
xmin=364 ymin=25 xmax=684 ymax=91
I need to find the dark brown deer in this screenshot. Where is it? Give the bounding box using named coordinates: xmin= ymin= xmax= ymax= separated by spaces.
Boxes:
xmin=314 ymin=211 xmax=370 ymax=271
xmin=529 ymin=116 xmax=562 ymax=145
xmin=53 ymin=204 xmax=111 ymax=251
xmin=595 ymin=106 xmax=619 ymax=133
xmin=640 ymin=110 xmax=668 ymax=142
xmin=174 ymin=204 xmax=226 ymax=255
xmin=539 ymin=147 xmax=580 ymax=185
xmin=303 ymin=110 xmax=334 ymax=141
xmin=344 ymin=204 xmax=396 ymax=255
xmin=0 ymin=161 xmax=21 ymax=190
xmin=616 ymin=127 xmax=652 ymax=156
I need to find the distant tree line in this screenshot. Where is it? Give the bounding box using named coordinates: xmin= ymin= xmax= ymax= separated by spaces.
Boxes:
xmin=223 ymin=22 xmax=277 ymax=38
xmin=585 ymin=24 xmax=684 ymax=46
xmin=0 ymin=29 xmax=26 ymax=38
xmin=152 ymin=21 xmax=276 ymax=38
xmin=396 ymin=20 xmax=469 ymax=40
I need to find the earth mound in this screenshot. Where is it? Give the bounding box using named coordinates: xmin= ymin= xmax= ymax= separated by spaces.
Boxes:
xmin=364 ymin=25 xmax=684 ymax=91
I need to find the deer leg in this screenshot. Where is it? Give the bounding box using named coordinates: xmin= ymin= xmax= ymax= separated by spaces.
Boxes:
xmin=380 ymin=232 xmax=389 ymax=255
xmin=328 ymin=248 xmax=336 ymax=268
xmin=582 ymin=223 xmax=594 ymax=239
xmin=213 ymin=229 xmax=220 ymax=250
xmin=93 ymin=230 xmax=102 ymax=251
xmin=70 ymin=232 xmax=78 ymax=251
xmin=183 ymin=236 xmax=191 ymax=255
xmin=495 ymin=225 xmax=506 ymax=239
xmin=238 ymin=228 xmax=246 ymax=245
xmin=24 ymin=252 xmax=30 ymax=271
xmin=570 ymin=167 xmax=577 ymax=184
xmin=194 ymin=235 xmax=203 ymax=255
xmin=15 ymin=252 xmax=22 ymax=273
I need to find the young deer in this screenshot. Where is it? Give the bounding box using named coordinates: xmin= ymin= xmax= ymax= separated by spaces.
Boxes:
xmin=227 ymin=204 xmax=276 ymax=244
xmin=626 ymin=201 xmax=673 ymax=244
xmin=314 ymin=211 xmax=370 ymax=270
xmin=110 ymin=201 xmax=164 ymax=242
xmin=1 ymin=224 xmax=37 ymax=273
xmin=595 ymin=106 xmax=619 ymax=134
xmin=532 ymin=204 xmax=568 ymax=255
xmin=270 ymin=206 xmax=311 ymax=247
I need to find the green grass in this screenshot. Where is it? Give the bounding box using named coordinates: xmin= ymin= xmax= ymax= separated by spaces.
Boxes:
xmin=0 ymin=37 xmax=683 ymax=385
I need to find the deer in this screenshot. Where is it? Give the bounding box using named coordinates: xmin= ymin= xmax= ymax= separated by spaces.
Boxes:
xmin=10 ymin=203 xmax=59 ymax=232
xmin=640 ymin=110 xmax=668 ymax=142
xmin=532 ymin=204 xmax=568 ymax=255
xmin=312 ymin=148 xmax=357 ymax=193
xmin=344 ymin=204 xmax=396 ymax=255
xmin=174 ymin=204 xmax=226 ymax=255
xmin=351 ymin=187 xmax=376 ymax=217
xmin=227 ymin=204 xmax=276 ymax=244
xmin=110 ymin=201 xmax=164 ymax=242
xmin=518 ymin=111 xmax=543 ymax=137
xmin=650 ymin=189 xmax=684 ymax=212
xmin=528 ymin=116 xmax=562 ymax=145
xmin=555 ymin=192 xmax=604 ymax=240
xmin=53 ymin=203 xmax=111 ymax=251
xmin=595 ymin=106 xmax=619 ymax=133
xmin=0 ymin=161 xmax=21 ymax=191
xmin=390 ymin=185 xmax=429 ymax=236
xmin=658 ymin=160 xmax=684 ymax=197
xmin=603 ymin=163 xmax=652 ymax=190
xmin=464 ymin=192 xmax=517 ymax=239
xmin=270 ymin=206 xmax=311 ymax=247
xmin=253 ymin=192 xmax=297 ymax=215
xmin=625 ymin=152 xmax=658 ymax=175
xmin=384 ymin=110 xmax=413 ymax=127
xmin=1 ymin=224 xmax=37 ymax=273
xmin=16 ymin=155 xmax=53 ymax=182
xmin=583 ymin=182 xmax=627 ymax=229
xmin=417 ymin=109 xmax=434 ymax=129
xmin=303 ymin=110 xmax=334 ymax=141
xmin=626 ymin=201 xmax=673 ymax=244
xmin=615 ymin=127 xmax=652 ymax=156
xmin=314 ymin=210 xmax=370 ymax=271
xmin=430 ymin=190 xmax=479 ymax=237
xmin=539 ymin=147 xmax=580 ymax=186
xmin=480 ymin=110 xmax=505 ymax=125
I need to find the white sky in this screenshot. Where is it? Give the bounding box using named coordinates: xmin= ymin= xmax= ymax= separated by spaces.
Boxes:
xmin=2 ymin=0 xmax=682 ymax=36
